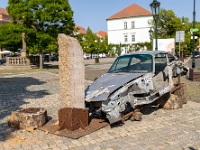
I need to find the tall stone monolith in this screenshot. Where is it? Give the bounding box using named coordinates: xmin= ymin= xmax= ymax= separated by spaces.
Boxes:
xmin=58 ymin=34 xmax=85 ymax=109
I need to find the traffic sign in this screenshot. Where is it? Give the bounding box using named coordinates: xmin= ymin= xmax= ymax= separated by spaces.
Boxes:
xmin=191 ymin=36 xmax=198 ymax=39
xmin=176 ymin=31 xmax=185 ymax=42
xmin=190 ymin=28 xmax=199 ymax=32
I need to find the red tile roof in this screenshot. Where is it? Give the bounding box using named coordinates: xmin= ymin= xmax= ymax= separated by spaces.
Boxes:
xmin=0 ymin=7 xmax=12 ymax=22
xmin=0 ymin=7 xmax=8 ymax=15
xmin=107 ymin=4 xmax=152 ymax=20
xmin=75 ymin=25 xmax=87 ymax=34
xmin=97 ymin=31 xmax=107 ymax=38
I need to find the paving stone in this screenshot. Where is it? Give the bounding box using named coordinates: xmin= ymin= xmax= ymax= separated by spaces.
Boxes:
xmin=0 ymin=68 xmax=200 ymax=150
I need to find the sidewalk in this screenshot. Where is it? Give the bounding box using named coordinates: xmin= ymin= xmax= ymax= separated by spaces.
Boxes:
xmin=0 ymin=57 xmax=200 ymax=150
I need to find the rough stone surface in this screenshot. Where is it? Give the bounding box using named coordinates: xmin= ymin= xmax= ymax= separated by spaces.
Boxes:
xmin=8 ymin=108 xmax=47 ymax=129
xmin=163 ymin=94 xmax=182 ymax=109
xmin=157 ymin=93 xmax=183 ymax=109
xmin=130 ymin=112 xmax=143 ymax=121
xmin=58 ymin=34 xmax=85 ymax=109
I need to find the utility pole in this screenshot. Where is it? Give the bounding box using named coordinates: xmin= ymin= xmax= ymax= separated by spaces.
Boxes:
xmin=192 ymin=0 xmax=196 ymax=68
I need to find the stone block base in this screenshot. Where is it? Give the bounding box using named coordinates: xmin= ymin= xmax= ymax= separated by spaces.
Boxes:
xmin=58 ymin=107 xmax=89 ymax=131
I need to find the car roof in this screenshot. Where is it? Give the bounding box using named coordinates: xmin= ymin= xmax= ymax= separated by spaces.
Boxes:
xmin=121 ymin=50 xmax=168 ymax=57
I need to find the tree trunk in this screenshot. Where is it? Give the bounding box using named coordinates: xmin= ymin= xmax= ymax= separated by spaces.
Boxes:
xmin=0 ymin=45 xmax=2 ymax=59
xmin=39 ymin=51 xmax=43 ymax=69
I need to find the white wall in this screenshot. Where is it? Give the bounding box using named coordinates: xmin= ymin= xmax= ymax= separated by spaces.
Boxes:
xmin=107 ymin=16 xmax=153 ymax=45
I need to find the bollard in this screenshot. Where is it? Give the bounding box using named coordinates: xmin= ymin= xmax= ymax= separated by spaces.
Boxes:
xmin=95 ymin=57 xmax=99 ymax=63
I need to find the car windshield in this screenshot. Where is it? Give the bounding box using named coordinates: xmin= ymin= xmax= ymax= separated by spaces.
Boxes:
xmin=108 ymin=54 xmax=153 ymax=73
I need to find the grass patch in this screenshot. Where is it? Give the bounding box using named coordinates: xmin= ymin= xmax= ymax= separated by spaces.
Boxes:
xmin=0 ymin=68 xmax=57 ymax=76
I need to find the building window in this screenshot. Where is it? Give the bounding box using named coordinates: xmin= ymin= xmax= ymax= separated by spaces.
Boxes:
xmin=124 ymin=35 xmax=128 ymax=42
xmin=131 ymin=21 xmax=135 ymax=28
xmin=132 ymin=35 xmax=135 ymax=42
xmin=124 ymin=22 xmax=127 ymax=29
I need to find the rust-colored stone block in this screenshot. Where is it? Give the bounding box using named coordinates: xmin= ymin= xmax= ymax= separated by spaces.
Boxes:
xmin=58 ymin=107 xmax=88 ymax=131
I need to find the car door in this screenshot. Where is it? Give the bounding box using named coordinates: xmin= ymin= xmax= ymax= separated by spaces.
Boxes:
xmin=152 ymin=53 xmax=173 ymax=96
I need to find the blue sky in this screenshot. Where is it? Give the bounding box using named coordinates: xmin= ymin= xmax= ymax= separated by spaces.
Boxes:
xmin=1 ymin=0 xmax=199 ymax=33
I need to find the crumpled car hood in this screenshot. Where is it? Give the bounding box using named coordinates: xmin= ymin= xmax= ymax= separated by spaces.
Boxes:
xmin=85 ymin=73 xmax=144 ymax=102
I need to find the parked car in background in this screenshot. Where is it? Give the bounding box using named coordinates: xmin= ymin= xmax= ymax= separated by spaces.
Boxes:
xmin=99 ymin=53 xmax=106 ymax=58
xmin=43 ymin=54 xmax=50 ymax=62
xmin=0 ymin=58 xmax=3 ymax=65
xmin=1 ymin=55 xmax=12 ymax=64
xmin=194 ymin=50 xmax=200 ymax=58
xmin=85 ymin=51 xmax=188 ymax=124
xmin=50 ymin=55 xmax=59 ymax=61
xmin=84 ymin=54 xmax=91 ymax=59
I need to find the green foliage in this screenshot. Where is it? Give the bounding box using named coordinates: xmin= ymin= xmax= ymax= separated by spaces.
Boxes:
xmin=28 ymin=32 xmax=55 ymax=54
xmin=151 ymin=8 xmax=200 ymax=56
xmin=81 ymin=27 xmax=97 ymax=53
xmin=6 ymin=0 xmax=75 ymax=53
xmin=137 ymin=42 xmax=152 ymax=50
xmin=77 ymin=27 xmax=114 ymax=56
xmin=0 ymin=23 xmax=35 ymax=51
xmin=99 ymin=36 xmax=112 ymax=54
xmin=157 ymin=9 xmax=179 ymax=38
xmin=75 ymin=33 xmax=85 ymax=50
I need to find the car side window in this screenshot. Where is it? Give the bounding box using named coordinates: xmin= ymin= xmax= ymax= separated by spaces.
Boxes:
xmin=155 ymin=53 xmax=167 ymax=74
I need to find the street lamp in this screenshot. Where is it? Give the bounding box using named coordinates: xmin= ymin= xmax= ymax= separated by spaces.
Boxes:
xmin=192 ymin=0 xmax=196 ymax=69
xmin=176 ymin=17 xmax=185 ymax=60
xmin=149 ymin=27 xmax=153 ymax=49
xmin=180 ymin=17 xmax=185 ymax=60
xmin=150 ymin=0 xmax=160 ymax=51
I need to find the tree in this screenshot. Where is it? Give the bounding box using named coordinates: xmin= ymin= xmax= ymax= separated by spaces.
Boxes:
xmin=156 ymin=9 xmax=180 ymax=39
xmin=0 ymin=23 xmax=35 ymax=51
xmin=28 ymin=32 xmax=55 ymax=54
xmin=99 ymin=36 xmax=112 ymax=54
xmin=75 ymin=33 xmax=85 ymax=50
xmin=82 ymin=27 xmax=97 ymax=54
xmin=151 ymin=9 xmax=196 ymax=56
xmin=7 ymin=0 xmax=75 ymax=37
xmin=7 ymin=0 xmax=75 ymax=68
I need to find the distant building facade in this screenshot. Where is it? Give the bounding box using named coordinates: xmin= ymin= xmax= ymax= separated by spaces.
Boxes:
xmin=106 ymin=4 xmax=153 ymax=54
xmin=74 ymin=25 xmax=87 ymax=35
xmin=0 ymin=7 xmax=11 ymax=25
xmin=96 ymin=30 xmax=107 ymax=39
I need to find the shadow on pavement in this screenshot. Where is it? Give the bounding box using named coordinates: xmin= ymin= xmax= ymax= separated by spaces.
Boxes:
xmin=0 ymin=76 xmax=49 ymax=141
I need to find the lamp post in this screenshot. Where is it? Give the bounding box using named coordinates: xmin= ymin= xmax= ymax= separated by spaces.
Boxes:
xmin=192 ymin=0 xmax=196 ymax=69
xmin=149 ymin=27 xmax=153 ymax=49
xmin=177 ymin=17 xmax=185 ymax=60
xmin=181 ymin=17 xmax=185 ymax=60
xmin=150 ymin=0 xmax=160 ymax=51
xmin=98 ymin=37 xmax=100 ymax=58
xmin=94 ymin=37 xmax=100 ymax=63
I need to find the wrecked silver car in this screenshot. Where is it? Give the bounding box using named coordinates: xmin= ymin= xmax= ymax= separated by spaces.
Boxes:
xmin=85 ymin=51 xmax=187 ymax=124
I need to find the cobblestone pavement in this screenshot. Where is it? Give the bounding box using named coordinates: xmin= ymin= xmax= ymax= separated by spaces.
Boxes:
xmin=0 ymin=58 xmax=200 ymax=150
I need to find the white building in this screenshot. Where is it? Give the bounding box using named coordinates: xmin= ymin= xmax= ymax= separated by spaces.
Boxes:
xmin=106 ymin=4 xmax=153 ymax=54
